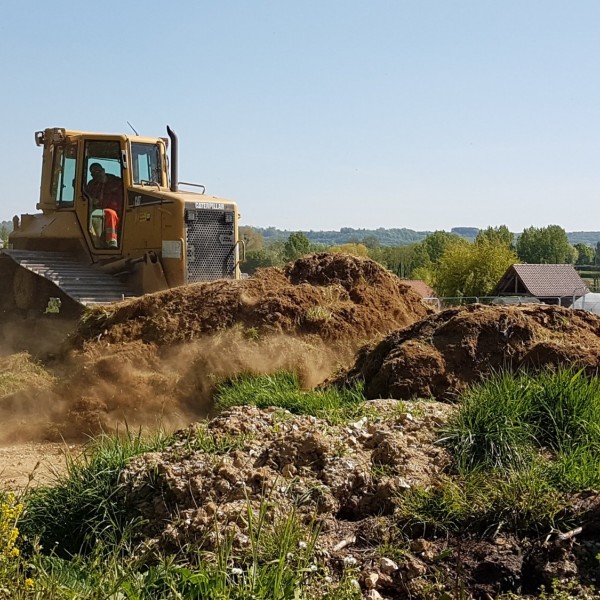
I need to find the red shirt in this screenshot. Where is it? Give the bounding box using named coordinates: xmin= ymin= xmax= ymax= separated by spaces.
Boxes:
xmin=85 ymin=174 xmax=123 ymax=212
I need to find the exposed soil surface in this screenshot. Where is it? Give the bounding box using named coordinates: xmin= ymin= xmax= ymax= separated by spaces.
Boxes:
xmin=119 ymin=403 xmax=600 ymax=599
xmin=0 ymin=443 xmax=73 ymax=489
xmin=73 ymin=253 xmax=428 ymax=348
xmin=332 ymin=303 xmax=600 ymax=400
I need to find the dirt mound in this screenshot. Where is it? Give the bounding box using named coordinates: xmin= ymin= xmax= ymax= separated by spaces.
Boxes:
xmin=73 ymin=253 xmax=429 ymax=348
xmin=120 ymin=401 xmax=456 ymax=595
xmin=118 ymin=403 xmax=600 ymax=598
xmin=0 ymin=254 xmax=430 ymax=442
xmin=332 ymin=304 xmax=600 ymax=400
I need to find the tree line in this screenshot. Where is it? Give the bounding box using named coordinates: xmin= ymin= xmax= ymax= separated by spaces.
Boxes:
xmin=241 ymin=224 xmax=600 ymax=298
xmin=252 ymin=225 xmax=600 ymax=248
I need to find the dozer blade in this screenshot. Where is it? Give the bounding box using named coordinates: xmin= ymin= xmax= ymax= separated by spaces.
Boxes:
xmin=1 ymin=250 xmax=136 ymax=306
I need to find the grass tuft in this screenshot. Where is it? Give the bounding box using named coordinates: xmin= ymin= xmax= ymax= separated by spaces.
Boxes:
xmin=213 ymin=370 xmax=366 ymax=423
xmin=441 ymin=367 xmax=600 ymax=490
xmin=19 ymin=427 xmax=174 ymax=557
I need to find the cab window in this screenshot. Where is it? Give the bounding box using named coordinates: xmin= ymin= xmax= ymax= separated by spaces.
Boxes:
xmin=83 ymin=141 xmax=124 ymax=250
xmin=131 ymin=142 xmax=163 ymax=185
xmin=50 ymin=142 xmax=77 ymax=207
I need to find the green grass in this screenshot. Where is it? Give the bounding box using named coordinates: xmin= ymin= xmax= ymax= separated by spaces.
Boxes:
xmin=440 ymin=370 xmax=538 ymax=472
xmin=397 ymin=464 xmax=566 ymax=536
xmin=19 ymin=428 xmax=174 ymax=558
xmin=213 ymin=370 xmax=367 ymax=423
xmin=441 ymin=367 xmax=600 ymax=490
xmin=19 ymin=507 xmax=323 ymax=599
xmin=398 ymin=367 xmax=600 ymax=538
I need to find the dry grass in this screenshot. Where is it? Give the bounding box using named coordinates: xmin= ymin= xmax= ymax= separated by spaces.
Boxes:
xmin=0 ymin=353 xmax=55 ymax=397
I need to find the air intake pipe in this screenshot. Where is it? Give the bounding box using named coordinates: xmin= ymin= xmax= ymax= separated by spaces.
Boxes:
xmin=167 ymin=126 xmax=178 ymax=192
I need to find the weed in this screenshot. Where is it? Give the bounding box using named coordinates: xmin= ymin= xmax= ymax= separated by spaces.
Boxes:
xmin=304 ymin=305 xmax=332 ymax=323
xmin=174 ymin=422 xmax=252 ymax=455
xmin=397 ymin=464 xmax=565 ymax=536
xmin=442 ymin=367 xmax=600 ymax=490
xmin=19 ymin=427 xmax=174 ymax=557
xmin=243 ymin=326 xmax=260 ymax=340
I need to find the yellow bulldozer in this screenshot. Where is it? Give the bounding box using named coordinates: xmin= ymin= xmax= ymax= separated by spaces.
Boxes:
xmin=1 ymin=126 xmax=244 ymax=316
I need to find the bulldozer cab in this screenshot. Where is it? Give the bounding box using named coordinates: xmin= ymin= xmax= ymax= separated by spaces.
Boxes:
xmin=40 ymin=128 xmax=169 ymax=257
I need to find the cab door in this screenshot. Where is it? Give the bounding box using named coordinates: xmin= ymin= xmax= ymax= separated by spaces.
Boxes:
xmin=75 ymin=136 xmax=127 ymax=256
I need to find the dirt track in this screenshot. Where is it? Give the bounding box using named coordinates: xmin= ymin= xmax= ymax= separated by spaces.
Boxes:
xmin=0 ymin=443 xmax=73 ymax=489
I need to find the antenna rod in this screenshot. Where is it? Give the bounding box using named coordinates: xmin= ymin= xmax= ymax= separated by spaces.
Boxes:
xmin=127 ymin=121 xmax=139 ymax=135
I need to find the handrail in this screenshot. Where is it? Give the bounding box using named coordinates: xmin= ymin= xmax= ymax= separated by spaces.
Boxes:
xmin=178 ymin=181 xmax=206 ymax=194
xmin=234 ymin=239 xmax=246 ymax=274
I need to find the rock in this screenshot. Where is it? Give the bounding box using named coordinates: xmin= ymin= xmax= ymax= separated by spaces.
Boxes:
xmin=344 ymin=555 xmax=358 ymax=567
xmin=411 ymin=538 xmax=435 ymax=559
xmin=362 ymin=571 xmax=379 ymax=589
xmin=364 ymin=590 xmax=383 ymax=600
xmin=379 ymin=557 xmax=398 ymax=574
xmin=404 ymin=555 xmax=427 ymax=578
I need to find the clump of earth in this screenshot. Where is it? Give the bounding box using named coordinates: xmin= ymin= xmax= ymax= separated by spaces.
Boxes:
xmin=119 ymin=403 xmax=600 ymax=599
xmin=73 ymin=252 xmax=430 ymax=348
xmin=332 ymin=304 xmax=600 ymax=401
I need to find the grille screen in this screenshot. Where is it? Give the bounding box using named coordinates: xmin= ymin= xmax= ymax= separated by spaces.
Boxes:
xmin=185 ymin=205 xmax=236 ymax=282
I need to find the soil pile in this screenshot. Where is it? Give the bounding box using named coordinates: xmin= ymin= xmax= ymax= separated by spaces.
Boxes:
xmin=73 ymin=253 xmax=429 ymax=348
xmin=0 ymin=254 xmax=431 ymax=442
xmin=119 ymin=403 xmax=600 ymax=599
xmin=332 ymin=304 xmax=600 ymax=401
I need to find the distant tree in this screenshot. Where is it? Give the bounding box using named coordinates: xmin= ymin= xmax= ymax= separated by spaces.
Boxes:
xmin=329 ymin=243 xmax=370 ymax=257
xmin=361 ymin=235 xmax=380 ymax=249
xmin=421 ymin=231 xmax=462 ymax=264
xmin=243 ymin=250 xmax=277 ymax=274
xmin=242 ymin=240 xmax=288 ymax=274
xmin=0 ymin=225 xmax=8 ymax=246
xmin=366 ymin=244 xmax=431 ymax=278
xmin=596 ymin=242 xmax=600 ymax=266
xmin=284 ymin=232 xmax=311 ymax=262
xmin=574 ymin=243 xmax=595 ymax=266
xmin=475 ymin=225 xmax=514 ymax=249
xmin=433 ymin=238 xmax=517 ymax=297
xmin=411 ymin=265 xmax=435 ymax=287
xmin=239 ymin=226 xmax=265 ymax=252
xmin=451 ymin=227 xmax=480 ymax=241
xmin=516 ymin=225 xmax=577 ymax=264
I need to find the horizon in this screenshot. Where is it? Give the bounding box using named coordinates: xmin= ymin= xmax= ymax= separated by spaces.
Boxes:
xmin=2 ymin=216 xmax=599 ymax=237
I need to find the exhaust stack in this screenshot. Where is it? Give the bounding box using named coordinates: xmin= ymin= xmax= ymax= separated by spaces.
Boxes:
xmin=166 ymin=126 xmax=178 ymax=192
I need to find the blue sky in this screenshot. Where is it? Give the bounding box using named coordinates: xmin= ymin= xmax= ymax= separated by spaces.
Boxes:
xmin=2 ymin=1 xmax=599 ymax=232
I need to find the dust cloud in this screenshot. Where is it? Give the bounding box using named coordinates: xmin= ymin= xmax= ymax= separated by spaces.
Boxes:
xmin=0 ymin=333 xmax=356 ymax=444
xmin=0 ymin=253 xmax=429 ymax=444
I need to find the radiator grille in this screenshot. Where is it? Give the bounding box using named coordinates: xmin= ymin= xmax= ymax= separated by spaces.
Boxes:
xmin=185 ymin=205 xmax=236 ymax=282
